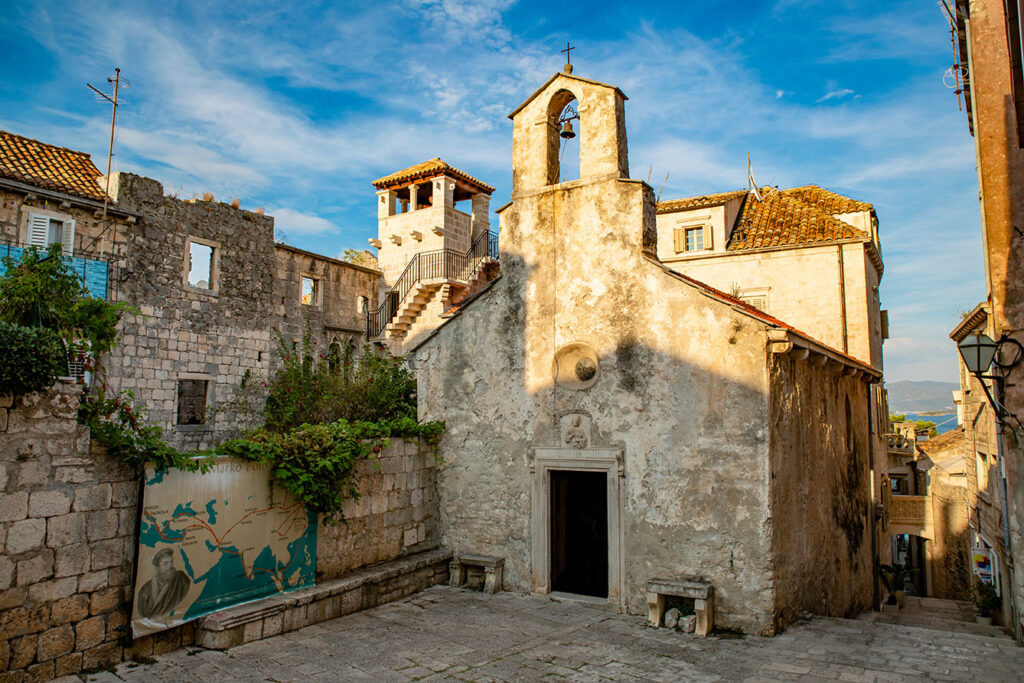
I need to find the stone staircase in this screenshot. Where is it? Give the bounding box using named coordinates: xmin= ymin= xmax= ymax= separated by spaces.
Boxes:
xmin=856 ymin=596 xmax=1013 ymax=640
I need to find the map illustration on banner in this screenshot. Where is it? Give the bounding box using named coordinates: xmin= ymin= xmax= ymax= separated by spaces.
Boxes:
xmin=132 ymin=458 xmax=317 ymax=637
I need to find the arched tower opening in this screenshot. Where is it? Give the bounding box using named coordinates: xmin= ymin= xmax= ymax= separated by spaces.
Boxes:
xmin=547 ymin=89 xmax=582 ymax=184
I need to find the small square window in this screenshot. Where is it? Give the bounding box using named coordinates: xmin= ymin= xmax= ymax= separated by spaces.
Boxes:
xmin=176 ymin=379 xmax=208 ymax=425
xmin=188 ymin=241 xmax=215 ymax=289
xmin=301 ymin=276 xmax=320 ymax=306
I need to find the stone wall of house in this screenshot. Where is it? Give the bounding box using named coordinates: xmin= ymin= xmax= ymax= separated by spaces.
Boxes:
xmin=0 ymin=383 xmax=440 ymax=681
xmin=272 ymin=244 xmax=379 ymax=357
xmin=316 ymin=439 xmax=439 ymax=581
xmin=928 ymin=469 xmax=972 ymax=601
xmin=766 ymin=353 xmax=875 ymax=630
xmin=104 ymin=173 xmax=277 ymax=451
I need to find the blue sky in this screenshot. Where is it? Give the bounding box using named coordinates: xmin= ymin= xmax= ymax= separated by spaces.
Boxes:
xmin=0 ymin=0 xmax=983 ymax=382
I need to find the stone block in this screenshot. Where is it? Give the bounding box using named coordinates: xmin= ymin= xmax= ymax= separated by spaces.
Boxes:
xmin=36 ymin=624 xmax=74 ymax=661
xmin=46 ymin=513 xmax=85 ymax=548
xmin=0 ymin=640 xmax=7 ymax=672
xmin=72 ymin=484 xmax=112 ymax=512
xmin=90 ymin=538 xmax=124 ymax=571
xmin=54 ymin=467 xmax=91 ymax=484
xmin=90 ymin=587 xmax=122 ymax=615
xmin=81 ymin=642 xmax=120 ymax=671
xmin=50 ymin=595 xmax=89 ymax=625
xmin=16 ymin=549 xmax=54 ymax=586
xmin=75 ymin=615 xmax=106 ymax=650
xmin=28 ymin=576 xmax=77 ymax=603
xmin=263 ymin=612 xmax=283 ymax=637
xmin=0 ymin=586 xmax=27 ymax=610
xmin=28 ymin=491 xmax=71 ymax=518
xmin=152 ymin=628 xmax=181 ymax=654
xmin=0 ymin=556 xmax=13 ymax=590
xmin=117 ymin=508 xmax=135 ymax=537
xmin=78 ymin=570 xmax=108 ymax=593
xmin=54 ymin=544 xmax=90 ymax=578
xmin=26 ymin=659 xmax=55 ymax=682
xmin=17 ymin=460 xmax=49 ymax=487
xmin=9 ymin=635 xmax=36 ymax=670
xmin=0 ymin=492 xmax=28 ymax=522
xmin=54 ymin=651 xmax=83 ymax=677
xmin=86 ymin=510 xmax=119 ymax=542
xmin=282 ymin=605 xmax=307 ymax=632
xmin=242 ymin=619 xmax=263 ymax=643
xmin=111 ymin=482 xmax=138 ymax=508
xmin=7 ymin=518 xmax=45 ymax=555
xmin=0 ymin=464 xmax=7 ymax=490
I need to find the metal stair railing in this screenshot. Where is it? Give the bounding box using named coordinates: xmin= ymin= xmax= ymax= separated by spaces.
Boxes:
xmin=367 ymin=230 xmax=498 ymax=339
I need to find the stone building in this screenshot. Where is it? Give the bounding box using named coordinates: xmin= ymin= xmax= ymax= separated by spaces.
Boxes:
xmin=409 ymin=69 xmax=881 ymax=634
xmin=0 ymin=131 xmax=381 ymax=451
xmin=950 ymin=0 xmax=1024 ymax=639
xmin=368 ymin=159 xmax=499 ymax=353
xmin=655 ymin=185 xmax=885 ymax=370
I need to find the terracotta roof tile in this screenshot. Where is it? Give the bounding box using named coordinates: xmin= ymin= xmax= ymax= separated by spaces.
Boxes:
xmin=656 ymin=189 xmax=747 ymax=214
xmin=0 ymin=130 xmax=108 ymax=202
xmin=372 ymin=158 xmax=495 ymax=194
xmin=727 ymin=189 xmax=869 ymax=252
xmin=784 ymin=185 xmax=873 ymax=215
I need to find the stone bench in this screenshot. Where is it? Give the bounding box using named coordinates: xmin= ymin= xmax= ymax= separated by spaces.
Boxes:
xmin=449 ymin=553 xmax=504 ymax=594
xmin=646 ymin=577 xmax=714 ymax=637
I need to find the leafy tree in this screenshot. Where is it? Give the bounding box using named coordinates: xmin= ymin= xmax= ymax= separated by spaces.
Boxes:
xmin=889 ymin=413 xmax=906 ymax=424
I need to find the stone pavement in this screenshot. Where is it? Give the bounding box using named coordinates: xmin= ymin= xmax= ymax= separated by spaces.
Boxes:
xmin=77 ymin=586 xmax=1023 ymax=682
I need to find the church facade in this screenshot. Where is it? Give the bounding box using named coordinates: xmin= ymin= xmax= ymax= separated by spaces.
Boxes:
xmin=409 ymin=70 xmax=881 ymax=634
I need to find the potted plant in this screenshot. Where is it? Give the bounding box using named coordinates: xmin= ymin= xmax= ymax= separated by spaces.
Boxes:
xmin=879 ymin=564 xmax=915 ymax=609
xmin=974 ymin=581 xmax=1000 ymax=625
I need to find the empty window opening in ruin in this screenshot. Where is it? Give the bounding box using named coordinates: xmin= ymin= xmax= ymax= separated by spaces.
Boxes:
xmin=176 ymin=379 xmax=208 ymax=425
xmin=548 ymin=90 xmax=582 ymax=184
xmin=301 ymin=275 xmax=320 ymax=306
xmin=188 ymin=241 xmax=215 ymax=289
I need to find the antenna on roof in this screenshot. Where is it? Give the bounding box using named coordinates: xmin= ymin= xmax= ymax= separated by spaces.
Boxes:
xmin=747 ymin=153 xmax=763 ymax=201
xmin=937 ymin=1 xmax=965 ymax=111
xmin=87 ymin=67 xmax=125 ymax=223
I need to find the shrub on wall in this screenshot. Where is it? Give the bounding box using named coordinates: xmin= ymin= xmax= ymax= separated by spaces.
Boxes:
xmin=0 ymin=321 xmax=67 ymax=395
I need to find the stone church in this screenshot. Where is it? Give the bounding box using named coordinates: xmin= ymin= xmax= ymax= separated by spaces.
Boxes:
xmin=407 ymin=68 xmax=882 ymax=634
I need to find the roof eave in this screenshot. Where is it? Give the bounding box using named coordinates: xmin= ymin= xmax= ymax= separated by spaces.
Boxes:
xmin=0 ymin=176 xmax=140 ymax=218
xmin=950 ymin=302 xmax=988 ymax=341
xmin=507 ymin=72 xmax=628 ymax=120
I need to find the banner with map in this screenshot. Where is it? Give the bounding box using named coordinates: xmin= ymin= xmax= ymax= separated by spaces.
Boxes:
xmin=131 ymin=458 xmax=317 ymax=637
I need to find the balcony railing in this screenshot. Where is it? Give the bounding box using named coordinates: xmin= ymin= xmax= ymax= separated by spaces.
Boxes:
xmin=886 ymin=432 xmax=914 ymax=456
xmin=367 ymin=230 xmax=498 ymax=339
xmin=0 ymin=241 xmax=113 ymax=300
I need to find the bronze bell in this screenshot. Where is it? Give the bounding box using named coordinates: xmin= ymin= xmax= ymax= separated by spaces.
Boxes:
xmin=559 ymin=120 xmax=576 ymax=140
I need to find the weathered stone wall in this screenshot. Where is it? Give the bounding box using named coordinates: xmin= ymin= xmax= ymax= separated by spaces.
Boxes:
xmin=0 ymin=384 xmax=170 ymax=682
xmin=317 ymin=439 xmax=439 ymax=581
xmin=928 ymin=471 xmax=972 ymax=601
xmin=105 ymin=173 xmax=277 ymax=451
xmin=0 ymin=383 xmax=440 ymax=681
xmin=766 ymin=354 xmax=874 ymax=630
xmin=273 ymin=244 xmax=379 ymax=356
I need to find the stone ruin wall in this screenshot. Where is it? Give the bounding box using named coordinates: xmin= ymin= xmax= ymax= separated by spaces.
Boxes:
xmin=0 ymin=383 xmax=440 ymax=682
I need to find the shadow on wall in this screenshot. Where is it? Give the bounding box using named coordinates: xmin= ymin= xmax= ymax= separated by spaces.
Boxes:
xmin=413 ymin=249 xmax=875 ymax=635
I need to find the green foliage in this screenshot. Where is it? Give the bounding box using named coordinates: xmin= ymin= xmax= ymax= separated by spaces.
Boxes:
xmin=914 ymin=420 xmax=938 ymax=438
xmin=0 ymin=321 xmax=67 ymax=395
xmin=264 ymin=326 xmax=416 ymax=432
xmin=889 ymin=413 xmax=906 ymax=424
xmin=974 ymin=580 xmax=1000 ymax=617
xmin=340 ymin=248 xmax=374 ymax=267
xmin=78 ymin=382 xmax=203 ymax=473
xmin=879 ymin=563 xmax=917 ymax=598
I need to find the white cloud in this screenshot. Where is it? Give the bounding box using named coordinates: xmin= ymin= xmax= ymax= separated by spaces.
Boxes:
xmin=269 ymin=208 xmax=337 ymax=236
xmin=816 ymin=88 xmax=855 ymax=102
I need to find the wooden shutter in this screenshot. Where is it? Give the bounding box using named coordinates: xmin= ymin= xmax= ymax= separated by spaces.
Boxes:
xmin=28 ymin=214 xmax=49 ymax=248
xmin=61 ymin=219 xmax=75 ymax=255
xmin=673 ymin=228 xmax=684 ymax=253
xmin=702 ymin=225 xmax=712 ymax=250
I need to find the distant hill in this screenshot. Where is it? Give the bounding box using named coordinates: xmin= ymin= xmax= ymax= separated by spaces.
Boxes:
xmin=886 ymin=380 xmax=959 ymax=413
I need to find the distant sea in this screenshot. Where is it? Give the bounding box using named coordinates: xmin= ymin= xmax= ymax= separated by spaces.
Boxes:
xmin=901 ymin=411 xmax=958 ymax=435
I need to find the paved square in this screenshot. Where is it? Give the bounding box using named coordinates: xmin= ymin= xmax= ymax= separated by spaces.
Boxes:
xmin=86 ymin=586 xmax=1023 ymax=682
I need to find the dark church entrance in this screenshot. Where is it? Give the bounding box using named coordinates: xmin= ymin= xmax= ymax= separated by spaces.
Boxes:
xmin=550 ymin=470 xmax=608 ymax=598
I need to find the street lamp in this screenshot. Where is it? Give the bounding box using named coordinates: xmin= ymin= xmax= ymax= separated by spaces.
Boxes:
xmin=957 ymin=331 xmax=1000 ymax=375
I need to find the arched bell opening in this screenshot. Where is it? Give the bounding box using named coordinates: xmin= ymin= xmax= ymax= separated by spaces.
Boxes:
xmin=546 ymin=89 xmax=582 ymax=185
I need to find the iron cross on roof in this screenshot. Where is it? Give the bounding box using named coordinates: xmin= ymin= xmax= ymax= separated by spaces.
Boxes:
xmin=561 ymin=42 xmax=575 ymax=74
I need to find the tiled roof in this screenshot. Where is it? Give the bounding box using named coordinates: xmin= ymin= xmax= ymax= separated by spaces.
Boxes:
xmin=0 ymin=130 xmax=108 ymax=202
xmin=727 ymin=189 xmax=870 ymax=252
xmin=372 ymin=158 xmax=495 ymax=194
xmin=918 ymin=428 xmax=965 ymax=455
xmin=656 ymin=189 xmax=747 ymax=214
xmin=784 ymin=185 xmax=873 ymax=215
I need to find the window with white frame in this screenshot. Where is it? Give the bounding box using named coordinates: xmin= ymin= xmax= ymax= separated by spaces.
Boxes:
xmin=28 ymin=213 xmax=75 ymax=254
xmin=672 ymin=224 xmax=710 ymax=253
